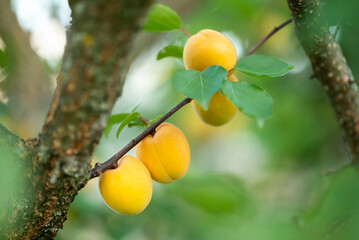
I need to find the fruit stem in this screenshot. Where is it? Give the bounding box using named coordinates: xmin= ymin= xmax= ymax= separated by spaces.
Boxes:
xmin=138 ymin=115 xmax=150 ymax=127
xmin=180 ymin=28 xmax=191 ymax=37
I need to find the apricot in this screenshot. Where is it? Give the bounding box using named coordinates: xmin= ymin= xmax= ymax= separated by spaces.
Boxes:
xmin=183 ymin=29 xmax=237 ymax=72
xmin=99 ymin=155 xmax=153 ymax=215
xmin=193 ymin=75 xmax=238 ymax=126
xmin=183 ymin=29 xmax=238 ymax=126
xmin=135 ymin=123 xmax=190 ymax=184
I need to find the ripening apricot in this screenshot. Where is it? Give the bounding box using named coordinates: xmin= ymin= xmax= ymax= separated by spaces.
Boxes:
xmin=135 ymin=123 xmax=190 ymax=184
xmin=193 ymin=75 xmax=238 ymax=126
xmin=183 ymin=29 xmax=237 ymax=72
xmin=99 ymin=155 xmax=152 ymax=215
xmin=183 ymin=29 xmax=238 ymax=126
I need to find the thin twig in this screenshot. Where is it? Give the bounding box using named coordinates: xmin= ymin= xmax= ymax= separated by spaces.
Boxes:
xmin=90 ymin=97 xmax=192 ymax=179
xmin=180 ymin=28 xmax=191 ymax=37
xmin=90 ymin=18 xmax=293 ymax=179
xmin=245 ymin=18 xmax=292 ymax=56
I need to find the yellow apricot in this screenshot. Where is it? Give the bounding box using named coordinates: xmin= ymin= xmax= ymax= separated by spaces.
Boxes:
xmin=135 ymin=123 xmax=190 ymax=184
xmin=228 ymin=74 xmax=239 ymax=83
xmin=193 ymin=75 xmax=238 ymax=126
xmin=99 ymin=155 xmax=152 ymax=215
xmin=183 ymin=29 xmax=237 ymax=72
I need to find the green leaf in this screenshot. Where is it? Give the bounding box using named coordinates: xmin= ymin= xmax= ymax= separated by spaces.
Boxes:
xmin=130 ymin=103 xmax=141 ymax=113
xmin=172 ymin=65 xmax=228 ymax=110
xmin=157 ymin=45 xmax=184 ymax=60
xmin=149 ymin=114 xmax=164 ymax=125
xmin=116 ymin=112 xmax=141 ymax=138
xmin=142 ymin=4 xmax=182 ymax=32
xmin=0 ymin=50 xmax=8 ymax=68
xmin=221 ymin=80 xmax=273 ymax=120
xmin=127 ymin=120 xmax=147 ymax=128
xmin=235 ymin=54 xmax=294 ymax=78
xmin=104 ymin=113 xmax=129 ymax=137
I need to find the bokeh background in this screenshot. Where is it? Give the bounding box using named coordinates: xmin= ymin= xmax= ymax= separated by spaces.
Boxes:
xmin=1 ymin=0 xmax=359 ymax=239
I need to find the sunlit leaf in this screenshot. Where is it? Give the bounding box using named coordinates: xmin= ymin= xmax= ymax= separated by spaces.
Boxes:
xmin=235 ymin=54 xmax=294 ymax=78
xmin=172 ymin=65 xmax=227 ymax=110
xmin=104 ymin=113 xmax=129 ymax=137
xmin=116 ymin=112 xmax=141 ymax=138
xmin=142 ymin=4 xmax=182 ymax=32
xmin=221 ymin=80 xmax=273 ymax=120
xmin=157 ymin=45 xmax=183 ymax=60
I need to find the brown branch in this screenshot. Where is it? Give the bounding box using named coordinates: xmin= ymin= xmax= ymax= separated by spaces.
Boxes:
xmin=90 ymin=97 xmax=192 ymax=179
xmin=287 ymin=0 xmax=359 ymax=166
xmin=90 ymin=16 xmax=294 ymax=179
xmin=245 ymin=18 xmax=292 ymax=56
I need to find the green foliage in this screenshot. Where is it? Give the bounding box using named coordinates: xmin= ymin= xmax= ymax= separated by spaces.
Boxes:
xmin=0 ymin=150 xmax=16 ymax=209
xmin=235 ymin=54 xmax=294 ymax=78
xmin=104 ymin=113 xmax=129 ymax=137
xmin=0 ymin=49 xmax=8 ymax=68
xmin=167 ymin=174 xmax=251 ymax=215
xmin=298 ymin=168 xmax=359 ymax=240
xmin=115 ymin=112 xmax=141 ymax=138
xmin=172 ymin=65 xmax=227 ymax=110
xmin=221 ymin=80 xmax=273 ymax=120
xmin=105 ymin=111 xmax=165 ymax=138
xmin=142 ymin=4 xmax=182 ymax=32
xmin=157 ymin=45 xmax=184 ymax=60
xmin=322 ymin=0 xmax=359 ymax=24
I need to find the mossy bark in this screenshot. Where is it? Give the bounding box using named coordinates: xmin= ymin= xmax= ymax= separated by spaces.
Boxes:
xmin=0 ymin=0 xmax=153 ymax=239
xmin=287 ymin=0 xmax=359 ymax=164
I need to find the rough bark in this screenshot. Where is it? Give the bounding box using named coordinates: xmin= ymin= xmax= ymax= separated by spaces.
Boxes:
xmin=287 ymin=0 xmax=359 ymax=164
xmin=1 ymin=0 xmax=153 ymax=239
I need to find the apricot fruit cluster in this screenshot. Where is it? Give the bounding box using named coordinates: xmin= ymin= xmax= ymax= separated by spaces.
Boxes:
xmin=99 ymin=123 xmax=190 ymax=215
xmin=183 ymin=29 xmax=238 ymax=126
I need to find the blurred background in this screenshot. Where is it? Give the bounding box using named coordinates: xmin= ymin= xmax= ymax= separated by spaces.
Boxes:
xmin=1 ymin=0 xmax=359 ymax=239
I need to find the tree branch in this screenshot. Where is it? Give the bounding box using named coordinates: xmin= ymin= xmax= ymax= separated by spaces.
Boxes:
xmin=90 ymin=97 xmax=192 ymax=179
xmin=287 ymin=0 xmax=359 ymax=165
xmin=245 ymin=18 xmax=292 ymax=56
xmin=90 ymin=18 xmax=293 ymax=179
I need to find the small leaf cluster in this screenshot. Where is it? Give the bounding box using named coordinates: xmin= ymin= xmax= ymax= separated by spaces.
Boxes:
xmin=105 ymin=106 xmax=162 ymax=138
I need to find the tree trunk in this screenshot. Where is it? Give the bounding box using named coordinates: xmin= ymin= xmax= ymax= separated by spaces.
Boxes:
xmin=287 ymin=0 xmax=359 ymax=165
xmin=0 ymin=0 xmax=153 ymax=239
